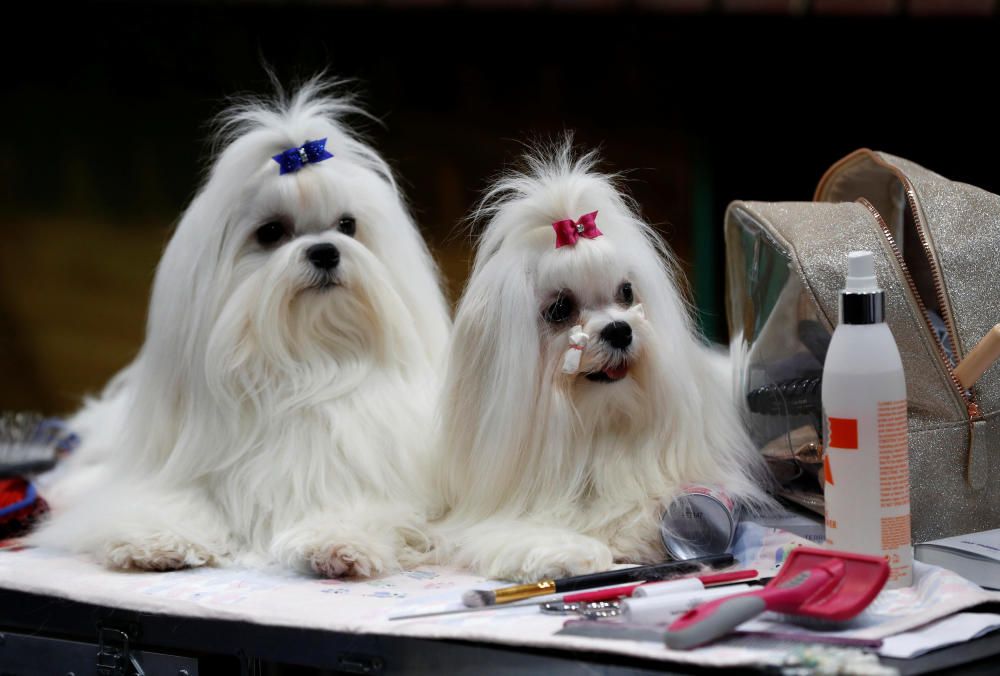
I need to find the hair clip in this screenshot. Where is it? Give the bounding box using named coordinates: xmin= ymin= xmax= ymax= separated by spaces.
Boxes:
xmin=272 ymin=138 xmax=334 ymax=175
xmin=552 ymin=211 xmax=602 ymax=248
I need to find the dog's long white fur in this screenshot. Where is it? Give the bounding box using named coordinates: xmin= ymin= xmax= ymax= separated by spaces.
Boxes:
xmin=32 ymin=79 xmax=451 ymax=577
xmin=434 ymin=144 xmax=771 ymax=582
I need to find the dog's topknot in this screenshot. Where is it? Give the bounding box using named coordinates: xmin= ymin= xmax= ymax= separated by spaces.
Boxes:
xmin=207 ymin=75 xmax=396 ymax=190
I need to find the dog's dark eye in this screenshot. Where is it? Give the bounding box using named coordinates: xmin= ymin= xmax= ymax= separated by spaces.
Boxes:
xmin=255 ymin=221 xmax=288 ymax=247
xmin=543 ymin=292 xmax=576 ymax=324
xmin=618 ymin=281 xmax=634 ymax=306
xmin=338 ymin=215 xmax=356 ymax=237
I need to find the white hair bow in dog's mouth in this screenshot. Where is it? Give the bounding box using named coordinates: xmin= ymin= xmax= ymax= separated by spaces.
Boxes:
xmin=561 ymin=325 xmax=590 ymax=374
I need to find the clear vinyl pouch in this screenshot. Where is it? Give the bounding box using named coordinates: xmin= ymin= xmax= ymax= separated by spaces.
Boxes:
xmin=726 ymin=207 xmax=829 ymax=515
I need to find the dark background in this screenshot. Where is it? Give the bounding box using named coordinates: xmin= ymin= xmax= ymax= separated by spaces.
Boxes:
xmin=3 ymin=1 xmax=998 ymax=414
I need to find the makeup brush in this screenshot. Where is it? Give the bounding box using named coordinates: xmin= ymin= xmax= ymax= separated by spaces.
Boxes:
xmin=462 ymin=553 xmax=734 ymax=607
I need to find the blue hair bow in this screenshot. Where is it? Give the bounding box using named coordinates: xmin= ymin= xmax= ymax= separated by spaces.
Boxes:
xmin=272 ymin=138 xmax=334 ymax=175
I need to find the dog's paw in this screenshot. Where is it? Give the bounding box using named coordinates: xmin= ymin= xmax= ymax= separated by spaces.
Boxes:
xmin=306 ymin=542 xmax=390 ymax=579
xmin=608 ymin=504 xmax=666 ymax=563
xmin=101 ymin=535 xmax=215 ymax=571
xmin=395 ymin=522 xmax=437 ymax=568
xmin=501 ymin=536 xmax=614 ymax=582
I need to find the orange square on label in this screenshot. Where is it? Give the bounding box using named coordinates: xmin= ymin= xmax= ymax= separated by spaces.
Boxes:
xmin=828 ymin=417 xmax=858 ymax=449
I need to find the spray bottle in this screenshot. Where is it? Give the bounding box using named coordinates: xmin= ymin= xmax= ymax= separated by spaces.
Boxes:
xmin=822 ymin=251 xmax=912 ymax=588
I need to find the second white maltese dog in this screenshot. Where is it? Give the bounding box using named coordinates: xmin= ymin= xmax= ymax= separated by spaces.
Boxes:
xmin=435 ymin=145 xmax=770 ymax=582
xmin=32 ymin=80 xmax=450 ymax=577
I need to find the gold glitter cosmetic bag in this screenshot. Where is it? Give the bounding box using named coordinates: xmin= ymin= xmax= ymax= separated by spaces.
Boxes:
xmin=726 ymin=148 xmax=1000 ymax=542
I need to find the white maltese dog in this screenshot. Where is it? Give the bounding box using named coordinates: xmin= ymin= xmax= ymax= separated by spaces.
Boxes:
xmin=435 ymin=144 xmax=771 ymax=582
xmin=32 ymin=79 xmax=451 ymax=577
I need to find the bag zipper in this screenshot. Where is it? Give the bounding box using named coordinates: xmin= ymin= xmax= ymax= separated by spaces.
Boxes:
xmin=857 ymin=197 xmax=980 ymax=421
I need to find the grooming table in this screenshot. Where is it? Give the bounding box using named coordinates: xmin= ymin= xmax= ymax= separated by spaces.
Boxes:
xmin=2 ymin=541 xmax=1000 ymax=674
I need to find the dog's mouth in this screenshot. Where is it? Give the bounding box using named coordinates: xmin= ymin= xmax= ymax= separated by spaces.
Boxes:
xmin=305 ymin=274 xmax=340 ymax=292
xmin=585 ymin=362 xmax=630 ymax=383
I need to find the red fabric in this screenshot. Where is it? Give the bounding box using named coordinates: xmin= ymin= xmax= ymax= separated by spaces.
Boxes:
xmin=0 ymin=477 xmax=49 ymax=539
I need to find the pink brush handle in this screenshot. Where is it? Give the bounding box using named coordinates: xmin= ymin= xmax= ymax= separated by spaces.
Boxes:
xmin=563 ymin=583 xmax=641 ymax=603
xmin=699 ymin=569 xmax=759 ymax=586
xmin=664 ymin=568 xmax=836 ymax=650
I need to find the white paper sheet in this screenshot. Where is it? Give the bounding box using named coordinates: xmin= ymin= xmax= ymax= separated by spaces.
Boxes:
xmin=878 ymin=612 xmax=1000 ymax=659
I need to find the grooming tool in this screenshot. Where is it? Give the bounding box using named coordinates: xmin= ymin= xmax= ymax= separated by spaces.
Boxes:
xmin=622 ymin=584 xmax=754 ymax=624
xmin=461 ymin=552 xmax=734 ymax=607
xmin=552 ymin=584 xmax=640 ymax=603
xmin=541 ymin=600 xmax=622 ymax=618
xmin=746 ymin=376 xmax=823 ymax=417
xmin=632 ymin=569 xmax=759 ymax=597
xmin=390 ymin=582 xmax=639 ymax=621
xmin=1 ymin=412 xmax=79 ymax=476
xmin=663 ymin=547 xmax=889 ymax=650
xmin=390 ymin=597 xmax=555 ymax=621
xmin=660 ymin=485 xmax=738 ymax=559
xmin=954 ymin=323 xmax=1000 ymax=389
xmin=545 ymin=584 xmax=756 ymax=622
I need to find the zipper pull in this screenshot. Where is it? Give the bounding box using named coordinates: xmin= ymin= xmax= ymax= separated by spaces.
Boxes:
xmin=968 ymin=400 xmax=981 ymax=420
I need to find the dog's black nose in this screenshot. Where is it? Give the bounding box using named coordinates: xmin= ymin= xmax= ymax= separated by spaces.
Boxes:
xmin=306 ymin=243 xmax=340 ymax=270
xmin=600 ymin=321 xmax=632 ymax=349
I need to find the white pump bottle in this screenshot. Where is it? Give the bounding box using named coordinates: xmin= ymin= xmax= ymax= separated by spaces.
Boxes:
xmin=822 ymin=251 xmax=912 ymax=588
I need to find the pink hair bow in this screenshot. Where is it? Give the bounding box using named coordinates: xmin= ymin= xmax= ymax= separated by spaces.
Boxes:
xmin=552 ymin=211 xmax=602 ymax=248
